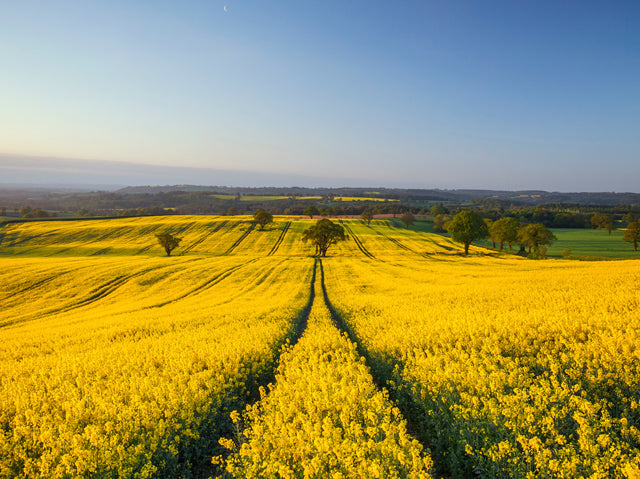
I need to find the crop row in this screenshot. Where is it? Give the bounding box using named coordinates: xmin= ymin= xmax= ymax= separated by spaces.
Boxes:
xmin=215 ymin=262 xmax=433 ymax=478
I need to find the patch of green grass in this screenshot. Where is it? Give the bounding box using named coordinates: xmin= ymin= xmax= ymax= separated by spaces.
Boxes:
xmin=546 ymin=228 xmax=638 ymax=258
xmin=479 ymin=228 xmax=639 ymax=258
xmin=389 ymin=218 xmax=437 ymax=233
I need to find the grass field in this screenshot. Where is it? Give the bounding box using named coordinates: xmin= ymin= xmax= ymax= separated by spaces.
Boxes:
xmin=1 ymin=216 xmax=639 ymax=478
xmin=545 ymin=228 xmax=638 ymax=258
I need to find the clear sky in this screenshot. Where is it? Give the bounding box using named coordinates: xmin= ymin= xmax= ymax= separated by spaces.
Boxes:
xmin=1 ymin=1 xmax=639 ymax=190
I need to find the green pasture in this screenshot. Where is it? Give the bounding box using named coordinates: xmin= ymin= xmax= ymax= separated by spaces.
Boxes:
xmin=475 ymin=227 xmax=638 ymax=259
xmin=545 ymin=228 xmax=638 ymax=258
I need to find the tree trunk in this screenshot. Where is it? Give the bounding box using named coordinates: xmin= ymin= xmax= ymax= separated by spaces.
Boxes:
xmin=464 ymin=242 xmax=469 ymax=255
xmin=634 ymin=240 xmax=637 ymax=251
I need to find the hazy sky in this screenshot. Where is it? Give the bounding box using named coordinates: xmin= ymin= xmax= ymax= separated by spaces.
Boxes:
xmin=1 ymin=1 xmax=639 ymax=190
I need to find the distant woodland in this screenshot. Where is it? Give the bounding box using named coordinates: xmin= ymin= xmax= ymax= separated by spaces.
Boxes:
xmin=1 ymin=185 xmax=640 ymax=229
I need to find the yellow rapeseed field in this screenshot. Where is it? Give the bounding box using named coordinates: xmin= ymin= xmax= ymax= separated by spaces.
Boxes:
xmin=214 ymin=260 xmax=433 ymax=478
xmin=323 ymin=254 xmax=640 ymax=478
xmin=1 ymin=215 xmax=639 ymax=478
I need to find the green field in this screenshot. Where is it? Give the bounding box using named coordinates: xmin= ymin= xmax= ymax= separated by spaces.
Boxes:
xmin=544 ymin=228 xmax=638 ymax=258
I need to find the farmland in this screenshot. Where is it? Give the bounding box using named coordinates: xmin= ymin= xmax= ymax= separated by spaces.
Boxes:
xmin=1 ymin=216 xmax=639 ymax=478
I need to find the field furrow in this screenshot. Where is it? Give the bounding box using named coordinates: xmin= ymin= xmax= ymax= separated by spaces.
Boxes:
xmin=214 ymin=259 xmax=433 ymax=478
xmin=267 ymin=221 xmax=291 ymax=256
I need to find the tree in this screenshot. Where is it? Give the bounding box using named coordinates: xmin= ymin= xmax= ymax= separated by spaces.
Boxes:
xmin=155 ymin=232 xmax=182 ymax=256
xmin=433 ymin=214 xmax=450 ymax=233
xmin=591 ymin=212 xmax=614 ymax=235
xmin=623 ymin=212 xmax=639 ymax=224
xmin=253 ymin=209 xmax=273 ymax=230
xmin=301 ymin=219 xmax=348 ymax=256
xmin=623 ymin=221 xmax=640 ymax=251
xmin=517 ymin=223 xmax=556 ymax=258
xmin=303 ymin=205 xmax=320 ymax=219
xmin=429 ymin=204 xmax=449 ymax=216
xmin=490 ymin=217 xmax=521 ymax=250
xmin=485 ymin=219 xmax=496 ymax=248
xmin=446 ymin=211 xmax=489 ymax=255
xmin=360 ymin=209 xmax=373 ymax=225
xmin=400 ymin=211 xmax=415 ymax=229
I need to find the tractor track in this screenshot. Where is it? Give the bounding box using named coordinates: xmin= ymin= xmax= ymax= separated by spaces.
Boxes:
xmin=267 ymin=221 xmax=291 ymax=256
xmin=181 ymin=220 xmax=228 ymax=255
xmin=144 ymin=258 xmax=261 ymax=310
xmin=0 ymin=260 xmax=203 ymax=328
xmin=340 ymin=221 xmax=376 ymax=260
xmin=367 ymin=224 xmax=432 ymax=258
xmin=224 ymin=223 xmax=255 ymax=255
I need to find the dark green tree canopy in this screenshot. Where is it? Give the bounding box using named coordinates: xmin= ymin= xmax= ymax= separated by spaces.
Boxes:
xmin=623 ymin=221 xmax=640 ymax=251
xmin=446 ymin=211 xmax=489 ymax=255
xmin=360 ymin=209 xmax=373 ymax=225
xmin=302 ymin=219 xmax=348 ymax=256
xmin=429 ymin=204 xmax=449 ymax=216
xmin=304 ymin=205 xmax=320 ymax=219
xmin=591 ymin=212 xmax=614 ymax=235
xmin=253 ymin=209 xmax=273 ymax=230
xmin=490 ymin=217 xmax=521 ymax=250
xmin=517 ymin=223 xmax=557 ymax=257
xmin=433 ymin=214 xmax=449 ymax=233
xmin=155 ymin=232 xmax=182 ymax=256
xmin=400 ymin=211 xmax=415 ymax=229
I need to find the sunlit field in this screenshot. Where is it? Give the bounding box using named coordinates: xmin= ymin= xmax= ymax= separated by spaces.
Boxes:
xmin=1 ymin=216 xmax=639 ymax=478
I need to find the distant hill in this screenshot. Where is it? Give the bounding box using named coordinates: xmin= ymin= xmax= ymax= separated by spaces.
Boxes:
xmin=114 ymin=185 xmax=640 ymax=206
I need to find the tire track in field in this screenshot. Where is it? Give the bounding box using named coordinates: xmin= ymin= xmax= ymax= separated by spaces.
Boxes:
xmin=267 ymin=221 xmax=291 ymax=256
xmin=144 ymin=258 xmax=261 ymax=309
xmin=192 ymin=258 xmax=317 ymax=478
xmin=316 ymin=258 xmax=436 ymax=468
xmin=340 ymin=221 xmax=376 ymax=260
xmin=223 ymin=223 xmax=255 ymax=255
xmin=181 ymin=220 xmax=228 ymax=255
xmin=366 ymin=223 xmax=432 ymax=258
xmin=0 ymin=263 xmax=99 ymax=302
xmin=0 ymin=260 xmax=203 ymax=328
xmin=0 ymin=227 xmax=64 ymax=247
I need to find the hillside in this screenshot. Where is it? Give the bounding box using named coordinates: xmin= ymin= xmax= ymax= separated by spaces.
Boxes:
xmin=1 ymin=216 xmax=639 ymax=478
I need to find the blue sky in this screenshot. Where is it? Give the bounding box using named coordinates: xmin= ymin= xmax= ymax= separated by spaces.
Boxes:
xmin=1 ymin=1 xmax=639 ymax=190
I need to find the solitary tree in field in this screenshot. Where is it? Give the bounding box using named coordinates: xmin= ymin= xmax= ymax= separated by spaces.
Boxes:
xmin=302 ymin=219 xmax=347 ymax=256
xmin=304 ymin=205 xmax=320 ymax=219
xmin=490 ymin=217 xmax=521 ymax=250
xmin=400 ymin=211 xmax=415 ymax=229
xmin=156 ymin=232 xmax=182 ymax=256
xmin=623 ymin=221 xmax=640 ymax=251
xmin=517 ymin=223 xmax=556 ymax=258
xmin=360 ymin=209 xmax=373 ymax=225
xmin=446 ymin=211 xmax=488 ymax=255
xmin=253 ymin=209 xmax=273 ymax=230
xmin=591 ymin=212 xmax=614 ymax=235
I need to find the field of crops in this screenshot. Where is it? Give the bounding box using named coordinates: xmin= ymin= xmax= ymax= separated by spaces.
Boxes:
xmin=1 ymin=215 xmax=639 ymax=478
